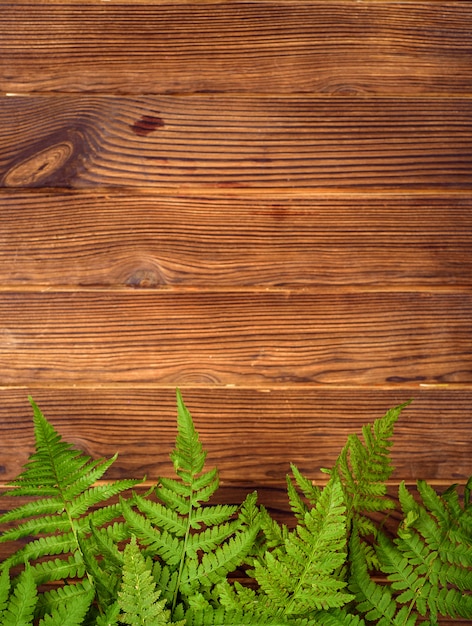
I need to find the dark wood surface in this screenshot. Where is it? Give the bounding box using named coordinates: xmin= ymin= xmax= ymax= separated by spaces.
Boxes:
xmin=1 ymin=388 xmax=470 ymax=487
xmin=0 ymin=4 xmax=471 ymax=622
xmin=2 ymin=3 xmax=472 ymax=95
xmin=2 ymin=192 xmax=471 ymax=288
xmin=1 ymin=96 xmax=472 ymax=190
xmin=0 ymin=291 xmax=471 ymax=385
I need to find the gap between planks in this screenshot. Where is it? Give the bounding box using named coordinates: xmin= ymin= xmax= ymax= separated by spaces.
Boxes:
xmin=0 ymin=285 xmax=472 ymax=295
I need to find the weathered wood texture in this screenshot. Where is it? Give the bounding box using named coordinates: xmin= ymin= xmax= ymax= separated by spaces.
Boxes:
xmin=1 ymin=96 xmax=472 ymax=190
xmin=1 ymin=3 xmax=472 ymax=95
xmin=1 ymin=192 xmax=471 ymax=288
xmin=0 ymin=291 xmax=471 ymax=385
xmin=1 ymin=388 xmax=470 ymax=488
xmin=0 ymin=8 xmax=471 ymax=619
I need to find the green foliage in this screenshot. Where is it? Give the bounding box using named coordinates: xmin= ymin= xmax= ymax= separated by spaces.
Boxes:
xmin=120 ymin=390 xmax=261 ymax=623
xmin=250 ymin=475 xmax=352 ymax=616
xmin=0 ymin=398 xmax=141 ymax=622
xmin=333 ymin=401 xmax=412 ymax=537
xmin=0 ymin=392 xmax=470 ymax=626
xmin=117 ymin=536 xmax=176 ymax=626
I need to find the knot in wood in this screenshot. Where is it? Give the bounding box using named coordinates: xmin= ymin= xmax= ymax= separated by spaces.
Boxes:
xmin=3 ymin=142 xmax=73 ymax=187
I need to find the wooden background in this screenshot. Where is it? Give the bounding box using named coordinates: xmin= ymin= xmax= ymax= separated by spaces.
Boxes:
xmin=0 ymin=3 xmax=471 ymax=615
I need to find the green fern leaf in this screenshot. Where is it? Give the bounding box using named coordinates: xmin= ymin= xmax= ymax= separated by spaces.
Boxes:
xmin=254 ymin=475 xmax=352 ymax=616
xmin=152 ymin=562 xmax=180 ymax=607
xmin=129 ymin=495 xmax=188 ymax=535
xmin=37 ymin=583 xmax=94 ymax=626
xmin=334 ymin=402 xmax=411 ymax=528
xmin=181 ymin=522 xmax=260 ymax=594
xmin=120 ymin=496 xmax=183 ymax=566
xmin=0 ymin=497 xmax=66 ymax=524
xmin=348 ymin=526 xmax=411 ymax=626
xmin=184 ymin=519 xmax=244 ymax=558
xmin=94 ymin=601 xmax=120 ymax=626
xmin=183 ymin=605 xmax=313 ymax=626
xmin=118 ymin=536 xmax=173 ymax=626
xmin=29 ymin=554 xmax=86 ymax=585
xmin=257 ymin=506 xmax=289 ymax=551
xmin=0 ymin=567 xmax=11 ymax=614
xmin=0 ymin=565 xmax=37 ymax=626
xmin=2 ymin=532 xmax=79 ymax=570
xmin=0 ymin=398 xmax=141 ymax=598
xmin=311 ymin=608 xmax=367 ymax=626
xmin=286 ymin=463 xmax=321 ymax=523
xmin=122 ymin=391 xmax=262 ymax=620
xmin=35 ymin=580 xmax=94 ymax=622
xmin=172 ymin=390 xmax=207 ymax=478
xmin=387 ymin=480 xmax=472 ymax=621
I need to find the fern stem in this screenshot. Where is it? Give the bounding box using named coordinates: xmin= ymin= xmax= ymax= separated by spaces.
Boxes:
xmin=171 ymin=487 xmax=194 ymax=615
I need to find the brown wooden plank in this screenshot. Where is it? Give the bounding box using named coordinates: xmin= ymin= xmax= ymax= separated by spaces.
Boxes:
xmin=1 ymin=2 xmax=472 ymax=95
xmin=0 ymin=388 xmax=470 ymax=487
xmin=0 ymin=291 xmax=470 ymax=385
xmin=1 ymin=95 xmax=472 ymax=191
xmin=1 ymin=192 xmax=472 ymax=289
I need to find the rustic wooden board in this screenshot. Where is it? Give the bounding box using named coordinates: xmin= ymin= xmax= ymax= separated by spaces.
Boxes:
xmin=0 ymin=291 xmax=470 ymax=385
xmin=1 ymin=192 xmax=472 ymax=289
xmin=1 ymin=2 xmax=472 ymax=95
xmin=0 ymin=2 xmax=470 ymax=623
xmin=0 ymin=388 xmax=470 ymax=487
xmin=1 ymin=96 xmax=472 ymax=191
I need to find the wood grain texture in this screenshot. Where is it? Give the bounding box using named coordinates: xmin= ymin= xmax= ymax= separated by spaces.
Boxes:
xmin=0 ymin=388 xmax=470 ymax=487
xmin=1 ymin=2 xmax=472 ymax=95
xmin=0 ymin=4 xmax=471 ymax=621
xmin=1 ymin=96 xmax=472 ymax=191
xmin=1 ymin=192 xmax=472 ymax=289
xmin=0 ymin=291 xmax=470 ymax=385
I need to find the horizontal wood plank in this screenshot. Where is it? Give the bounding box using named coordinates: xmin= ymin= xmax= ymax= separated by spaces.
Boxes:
xmin=0 ymin=388 xmax=470 ymax=487
xmin=1 ymin=96 xmax=472 ymax=191
xmin=1 ymin=3 xmax=472 ymax=95
xmin=1 ymin=192 xmax=472 ymax=289
xmin=0 ymin=291 xmax=470 ymax=385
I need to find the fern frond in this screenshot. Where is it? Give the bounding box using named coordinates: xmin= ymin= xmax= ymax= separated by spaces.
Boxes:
xmin=380 ymin=479 xmax=472 ymax=622
xmin=348 ymin=527 xmax=415 ymax=626
xmin=377 ymin=529 xmax=472 ymax=621
xmin=334 ymin=402 xmax=411 ymax=529
xmin=0 ymin=565 xmax=37 ymax=626
xmin=2 ymin=532 xmax=79 ymax=570
xmin=0 ymin=497 xmax=66 ymax=524
xmin=156 ymin=468 xmax=220 ymax=514
xmin=121 ymin=391 xmax=262 ymax=621
xmin=290 ymin=463 xmax=322 ymax=507
xmin=152 ymin=562 xmax=180 ymax=607
xmin=30 ymin=553 xmax=86 ymax=585
xmin=118 ymin=536 xmax=174 ymax=626
xmin=185 ymin=519 xmax=245 ymax=558
xmin=129 ymin=495 xmax=188 ymax=535
xmin=254 ymin=475 xmax=352 ymax=616
xmin=183 ymin=605 xmax=317 ymax=626
xmin=120 ymin=496 xmax=183 ymax=566
xmin=172 ymin=389 xmax=207 ymax=479
xmin=0 ymin=399 xmax=141 ymax=591
xmin=257 ymin=505 xmax=289 ymax=551
xmin=311 ymin=608 xmax=367 ymax=626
